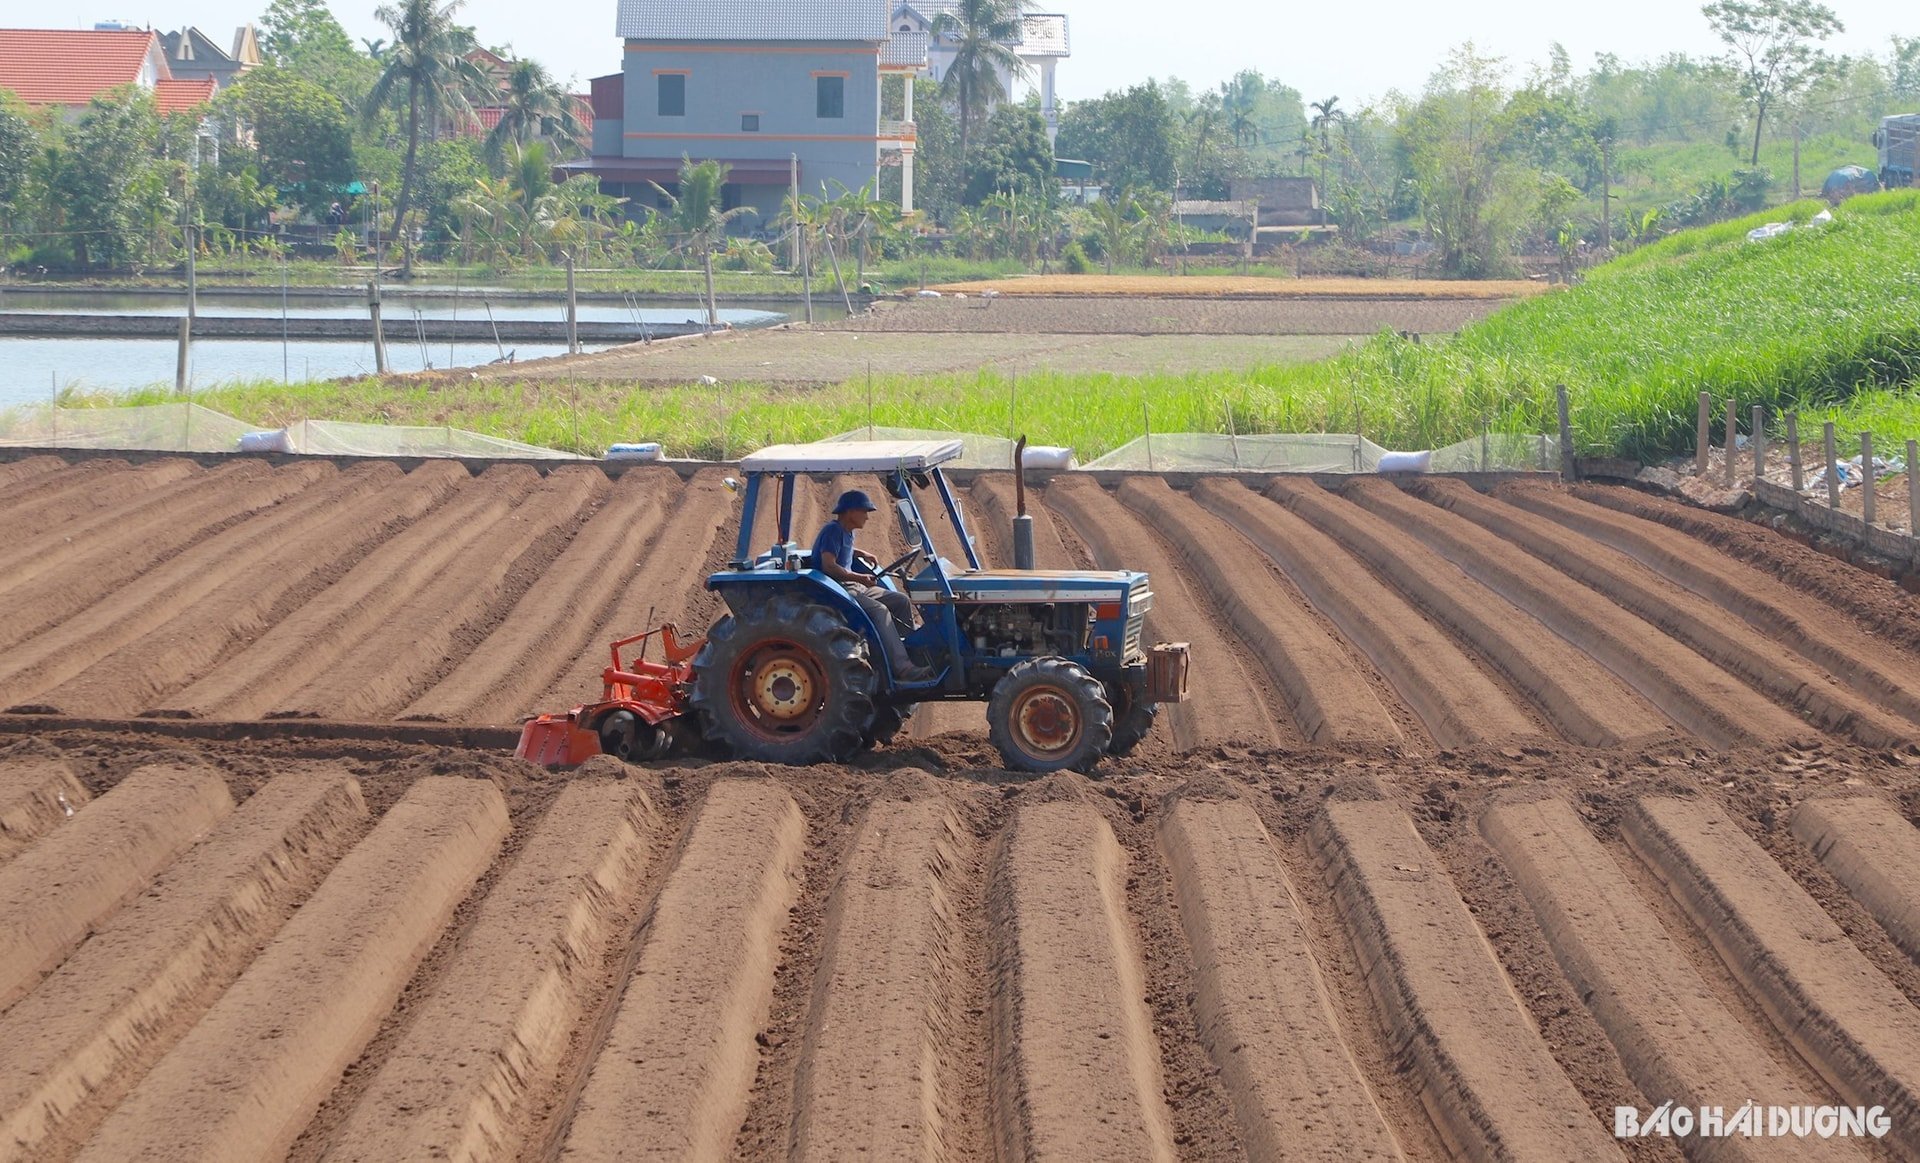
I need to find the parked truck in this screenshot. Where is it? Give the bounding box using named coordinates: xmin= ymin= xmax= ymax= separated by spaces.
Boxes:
xmin=1876 ymin=114 xmax=1920 ymax=188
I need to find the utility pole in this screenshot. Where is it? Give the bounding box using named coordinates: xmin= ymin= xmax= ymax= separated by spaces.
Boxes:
xmin=789 ymin=154 xmax=800 ymax=271
xmin=1600 ymin=137 xmax=1612 ymax=253
xmin=1793 ymin=124 xmax=1803 ymax=200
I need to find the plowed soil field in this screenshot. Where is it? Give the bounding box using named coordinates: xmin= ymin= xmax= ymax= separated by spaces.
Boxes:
xmin=6 ymin=454 xmax=1920 ymax=1161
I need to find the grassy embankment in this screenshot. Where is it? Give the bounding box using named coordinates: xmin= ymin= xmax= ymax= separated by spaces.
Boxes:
xmin=52 ymin=190 xmax=1920 ymax=462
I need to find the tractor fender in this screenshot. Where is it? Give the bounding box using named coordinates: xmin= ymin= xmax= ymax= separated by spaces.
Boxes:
xmin=707 ymin=572 xmax=887 ymax=663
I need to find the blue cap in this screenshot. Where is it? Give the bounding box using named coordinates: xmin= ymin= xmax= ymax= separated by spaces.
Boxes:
xmin=834 ymin=489 xmax=878 ymax=513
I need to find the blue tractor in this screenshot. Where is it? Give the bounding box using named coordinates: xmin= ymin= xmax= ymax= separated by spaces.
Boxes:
xmin=687 ymin=439 xmax=1189 ymax=772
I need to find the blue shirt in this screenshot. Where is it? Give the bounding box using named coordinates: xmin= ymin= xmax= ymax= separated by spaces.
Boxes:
xmin=812 ymin=520 xmax=856 ymax=573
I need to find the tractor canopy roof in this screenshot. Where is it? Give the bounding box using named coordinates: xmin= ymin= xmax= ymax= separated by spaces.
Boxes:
xmin=738 ymin=439 xmax=964 ymax=474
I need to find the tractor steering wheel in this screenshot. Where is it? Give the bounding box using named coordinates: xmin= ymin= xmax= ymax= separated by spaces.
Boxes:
xmin=873 ymin=546 xmax=924 ymax=581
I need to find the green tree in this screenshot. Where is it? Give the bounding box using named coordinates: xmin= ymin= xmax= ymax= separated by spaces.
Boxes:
xmin=1894 ymin=35 xmax=1920 ymax=100
xmin=932 ymin=0 xmax=1028 ymax=157
xmin=0 ymin=93 xmax=34 ymax=254
xmin=1056 ymin=81 xmax=1177 ymax=197
xmin=1400 ymin=44 xmax=1532 ymax=277
xmin=1308 ymin=96 xmax=1344 ymax=223
xmin=223 ymin=67 xmax=354 ymax=213
xmin=1702 ymin=0 xmax=1844 ymax=165
xmin=651 ymin=157 xmax=754 ymax=328
xmin=260 ymin=0 xmax=374 ymax=98
xmin=1220 ymin=71 xmax=1262 ymax=147
xmin=53 ymin=90 xmax=164 ymax=270
xmin=363 ymin=0 xmax=489 ymax=268
xmin=484 ymin=59 xmax=584 ymax=166
xmin=962 ymin=104 xmax=1054 ymax=204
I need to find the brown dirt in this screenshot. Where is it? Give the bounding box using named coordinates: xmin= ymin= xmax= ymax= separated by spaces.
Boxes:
xmin=7 ymin=455 xmax=1920 ymax=1158
xmin=924 ymin=275 xmax=1544 ymax=298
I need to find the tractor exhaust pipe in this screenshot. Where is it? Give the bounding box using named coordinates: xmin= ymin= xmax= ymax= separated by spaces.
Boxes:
xmin=1012 ymin=435 xmax=1035 ymax=570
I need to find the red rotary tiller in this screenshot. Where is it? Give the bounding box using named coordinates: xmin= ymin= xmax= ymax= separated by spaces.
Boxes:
xmin=514 ymin=624 xmax=704 ymax=767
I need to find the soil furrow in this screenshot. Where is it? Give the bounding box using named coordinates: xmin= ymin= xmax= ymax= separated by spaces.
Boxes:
xmin=1344 ymin=480 xmax=1806 ymax=748
xmin=0 ymin=752 xmax=88 ymax=865
xmin=560 ymin=779 xmax=805 ymax=1160
xmin=0 ymin=460 xmax=264 ymax=593
xmin=27 ymin=462 xmax=464 ymax=719
xmin=0 ymin=459 xmax=201 ymax=544
xmin=0 ymin=454 xmax=68 ymax=494
xmin=1117 ymin=478 xmax=1405 ymax=747
xmin=1159 ymin=793 xmax=1405 ymax=1160
xmin=534 ymin=468 xmax=736 ymax=716
xmin=988 ymin=798 xmax=1176 ymax=1161
xmin=1569 ymin=484 xmax=1920 ymax=660
xmin=0 ymin=461 xmax=333 ymax=655
xmin=1042 ymin=476 xmax=1288 ymax=750
xmin=1195 ymin=478 xmax=1540 ymax=747
xmin=1504 ymin=484 xmax=1920 ymax=729
xmin=0 ymin=458 xmax=152 ymax=536
xmin=788 ymin=791 xmax=973 ymax=1161
xmin=1625 ymin=795 xmax=1920 ymax=1158
xmin=74 ymin=777 xmax=508 ymax=1163
xmin=1417 ymin=480 xmax=1916 ymax=748
xmin=399 ymin=469 xmax=674 ymax=724
xmin=1792 ymin=795 xmax=1920 ymax=969
xmin=273 ymin=467 xmax=602 ymax=720
xmin=1311 ymin=797 xmax=1624 ymax=1160
xmin=151 ymin=467 xmax=527 ymax=720
xmin=325 ymin=779 xmax=656 ymax=1162
xmin=0 ymin=774 xmax=368 ymax=1159
xmin=0 ymin=762 xmax=233 ymax=1012
xmin=1265 ymin=477 xmax=1670 ymax=748
xmin=1482 ymin=795 xmax=1860 ymax=1163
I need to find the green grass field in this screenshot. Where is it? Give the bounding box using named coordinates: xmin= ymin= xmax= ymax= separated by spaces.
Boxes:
xmin=42 ymin=190 xmax=1920 ymax=464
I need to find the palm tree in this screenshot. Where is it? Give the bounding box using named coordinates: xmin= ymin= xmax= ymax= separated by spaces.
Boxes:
xmin=363 ymin=0 xmax=489 ymax=270
xmin=484 ymin=59 xmax=584 ymax=165
xmin=651 ymin=157 xmax=754 ymax=330
xmin=1220 ymin=72 xmax=1260 ymax=148
xmin=829 ymin=181 xmax=897 ymax=288
xmin=1186 ymin=90 xmax=1221 ymax=176
xmin=1086 ymin=194 xmax=1138 ymax=274
xmin=931 ymin=0 xmax=1029 ymax=158
xmin=1309 ymin=96 xmax=1344 ymax=226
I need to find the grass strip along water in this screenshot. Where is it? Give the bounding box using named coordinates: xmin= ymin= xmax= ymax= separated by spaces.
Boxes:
xmin=33 ymin=190 xmax=1920 ymax=462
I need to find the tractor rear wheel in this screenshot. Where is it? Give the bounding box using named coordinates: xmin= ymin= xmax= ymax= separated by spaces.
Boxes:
xmin=1107 ymin=686 xmax=1159 ymax=757
xmin=988 ymin=657 xmax=1113 ymax=774
xmin=690 ymin=594 xmax=876 ymax=764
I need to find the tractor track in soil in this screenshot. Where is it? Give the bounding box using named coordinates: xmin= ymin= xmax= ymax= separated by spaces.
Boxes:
xmin=6 ymin=456 xmax=1920 ymax=1159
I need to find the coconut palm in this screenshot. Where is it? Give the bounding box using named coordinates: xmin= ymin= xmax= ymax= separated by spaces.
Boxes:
xmin=1309 ymin=96 xmax=1344 ymax=225
xmin=1220 ymin=72 xmax=1261 ymax=148
xmin=484 ymin=59 xmax=584 ymax=165
xmin=931 ymin=0 xmax=1029 ymax=158
xmin=651 ymin=157 xmax=754 ymax=329
xmin=363 ymin=0 xmax=490 ymax=269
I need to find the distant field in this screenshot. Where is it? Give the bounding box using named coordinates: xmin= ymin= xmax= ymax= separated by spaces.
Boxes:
xmin=927 ymin=275 xmax=1547 ymax=298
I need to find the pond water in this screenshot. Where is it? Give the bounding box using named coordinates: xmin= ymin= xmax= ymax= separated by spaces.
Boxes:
xmin=0 ymin=290 xmax=830 ymax=410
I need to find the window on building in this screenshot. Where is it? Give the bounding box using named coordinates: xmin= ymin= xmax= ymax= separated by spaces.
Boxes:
xmin=657 ymin=73 xmax=685 ymax=117
xmin=816 ymin=75 xmax=844 ymax=119
xmin=722 ymin=184 xmax=742 ymax=212
xmin=741 ymin=113 xmax=760 ymax=132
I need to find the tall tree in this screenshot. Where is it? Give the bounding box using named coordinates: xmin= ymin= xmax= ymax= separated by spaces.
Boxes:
xmin=1702 ymin=0 xmax=1843 ymax=165
xmin=224 ymin=67 xmax=355 ymax=212
xmin=484 ymin=59 xmax=584 ymax=165
xmin=363 ymin=0 xmax=489 ymax=267
xmin=931 ymin=0 xmax=1029 ymax=158
xmin=1309 ymin=96 xmax=1344 ymax=223
xmin=1220 ymin=71 xmax=1262 ymax=147
xmin=651 ymin=157 xmax=753 ymax=328
xmin=1400 ymin=44 xmax=1531 ymax=277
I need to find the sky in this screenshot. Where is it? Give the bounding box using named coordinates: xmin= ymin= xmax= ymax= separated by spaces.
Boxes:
xmin=2 ymin=0 xmax=1912 ymax=106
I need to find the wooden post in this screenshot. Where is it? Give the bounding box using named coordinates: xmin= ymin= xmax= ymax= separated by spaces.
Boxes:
xmin=1787 ymin=413 xmax=1803 ymax=491
xmin=1555 ymin=383 xmax=1576 ymax=481
xmin=1907 ymin=439 xmax=1918 ymax=543
xmin=184 ymin=223 xmax=196 ymax=322
xmin=174 ymin=315 xmax=191 ymax=394
xmin=565 ymin=252 xmax=579 ymax=355
xmin=1823 ymin=421 xmax=1839 ymax=510
xmin=1143 ymin=402 xmax=1154 ymax=472
xmin=1861 ymin=431 xmax=1876 ymax=526
xmin=1696 ymin=391 xmax=1711 ymax=476
xmin=368 ymin=280 xmax=388 ymax=375
xmin=1723 ymin=398 xmax=1737 ymax=487
xmin=1481 ymin=418 xmax=1490 ymax=472
xmin=1751 ymin=404 xmax=1766 ymax=482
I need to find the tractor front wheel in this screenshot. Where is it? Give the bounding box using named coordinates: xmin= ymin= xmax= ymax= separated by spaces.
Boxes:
xmin=690 ymin=594 xmax=876 ymax=764
xmin=988 ymin=657 xmax=1114 ymax=774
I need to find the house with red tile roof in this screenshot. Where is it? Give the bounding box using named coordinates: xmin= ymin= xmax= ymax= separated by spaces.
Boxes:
xmin=0 ymin=27 xmax=218 ymax=117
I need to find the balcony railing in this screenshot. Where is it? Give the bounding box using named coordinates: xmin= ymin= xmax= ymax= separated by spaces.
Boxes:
xmin=879 ymin=118 xmax=917 ymax=142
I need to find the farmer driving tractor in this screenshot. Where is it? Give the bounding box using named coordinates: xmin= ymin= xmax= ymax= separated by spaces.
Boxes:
xmin=811 ymin=489 xmax=934 ymax=682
